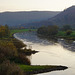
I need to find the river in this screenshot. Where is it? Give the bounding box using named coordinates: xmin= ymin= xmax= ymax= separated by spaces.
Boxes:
xmin=14 ymin=32 xmax=75 ymax=75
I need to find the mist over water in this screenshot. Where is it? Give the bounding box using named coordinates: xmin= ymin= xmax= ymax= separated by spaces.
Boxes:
xmin=14 ymin=32 xmax=75 ymax=75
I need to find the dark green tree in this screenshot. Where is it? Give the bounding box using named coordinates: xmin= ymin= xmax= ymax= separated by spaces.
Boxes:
xmin=66 ymin=30 xmax=72 ymax=35
xmin=37 ymin=25 xmax=59 ymax=36
xmin=62 ymin=25 xmax=72 ymax=31
xmin=37 ymin=26 xmax=47 ymax=35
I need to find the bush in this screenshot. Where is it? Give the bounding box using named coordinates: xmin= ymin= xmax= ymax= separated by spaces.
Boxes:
xmin=12 ymin=38 xmax=27 ymax=50
xmin=0 ymin=60 xmax=24 ymax=75
xmin=62 ymin=25 xmax=72 ymax=31
xmin=0 ymin=40 xmax=18 ymax=63
xmin=66 ymin=30 xmax=72 ymax=35
xmin=37 ymin=25 xmax=59 ymax=36
xmin=0 ymin=40 xmax=18 ymax=57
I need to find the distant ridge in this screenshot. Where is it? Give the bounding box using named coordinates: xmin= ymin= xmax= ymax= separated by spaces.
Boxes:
xmin=21 ymin=6 xmax=75 ymax=28
xmin=0 ymin=11 xmax=60 ymax=27
xmin=1 ymin=6 xmax=75 ymax=28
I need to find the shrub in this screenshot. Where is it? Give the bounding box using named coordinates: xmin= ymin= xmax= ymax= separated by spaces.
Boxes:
xmin=12 ymin=38 xmax=27 ymax=50
xmin=19 ymin=53 xmax=31 ymax=65
xmin=0 ymin=60 xmax=24 ymax=75
xmin=66 ymin=30 xmax=72 ymax=35
xmin=0 ymin=40 xmax=18 ymax=57
xmin=37 ymin=25 xmax=59 ymax=36
xmin=62 ymin=25 xmax=72 ymax=31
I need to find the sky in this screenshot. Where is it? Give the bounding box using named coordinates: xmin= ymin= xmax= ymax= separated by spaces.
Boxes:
xmin=0 ymin=0 xmax=75 ymax=12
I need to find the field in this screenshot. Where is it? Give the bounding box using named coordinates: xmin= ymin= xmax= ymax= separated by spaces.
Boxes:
xmin=19 ymin=64 xmax=67 ymax=74
xmin=10 ymin=29 xmax=37 ymax=37
xmin=56 ymin=31 xmax=75 ymax=40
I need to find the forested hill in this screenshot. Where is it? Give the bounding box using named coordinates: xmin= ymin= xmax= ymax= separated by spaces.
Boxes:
xmin=21 ymin=6 xmax=75 ymax=28
xmin=0 ymin=11 xmax=60 ymax=27
xmin=47 ymin=6 xmax=75 ymax=27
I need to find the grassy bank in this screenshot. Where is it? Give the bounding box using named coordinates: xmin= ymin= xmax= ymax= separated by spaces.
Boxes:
xmin=19 ymin=64 xmax=68 ymax=74
xmin=57 ymin=31 xmax=75 ymax=40
xmin=37 ymin=25 xmax=75 ymax=40
xmin=37 ymin=31 xmax=75 ymax=40
xmin=10 ymin=29 xmax=37 ymax=37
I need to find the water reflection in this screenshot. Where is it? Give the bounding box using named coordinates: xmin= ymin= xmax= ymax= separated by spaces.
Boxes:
xmin=15 ymin=32 xmax=58 ymax=46
xmin=14 ymin=32 xmax=75 ymax=75
xmin=15 ymin=32 xmax=75 ymax=53
xmin=37 ymin=34 xmax=58 ymax=44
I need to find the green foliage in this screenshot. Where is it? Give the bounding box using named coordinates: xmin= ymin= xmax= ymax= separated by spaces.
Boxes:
xmin=19 ymin=64 xmax=67 ymax=73
xmin=47 ymin=25 xmax=59 ymax=35
xmin=19 ymin=65 xmax=54 ymax=71
xmin=66 ymin=30 xmax=72 ymax=35
xmin=37 ymin=25 xmax=59 ymax=36
xmin=62 ymin=25 xmax=72 ymax=31
xmin=10 ymin=29 xmax=37 ymax=37
xmin=70 ymin=31 xmax=75 ymax=37
xmin=56 ymin=31 xmax=66 ymax=36
xmin=37 ymin=26 xmax=47 ymax=35
xmin=56 ymin=31 xmax=75 ymax=40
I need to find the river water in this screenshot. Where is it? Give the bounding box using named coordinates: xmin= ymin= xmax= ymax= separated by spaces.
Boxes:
xmin=14 ymin=32 xmax=75 ymax=75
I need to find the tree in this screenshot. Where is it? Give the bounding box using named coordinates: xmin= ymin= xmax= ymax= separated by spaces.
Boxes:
xmin=66 ymin=30 xmax=72 ymax=35
xmin=47 ymin=25 xmax=59 ymax=35
xmin=37 ymin=26 xmax=47 ymax=35
xmin=62 ymin=25 xmax=72 ymax=31
xmin=0 ymin=25 xmax=10 ymax=38
xmin=37 ymin=25 xmax=59 ymax=36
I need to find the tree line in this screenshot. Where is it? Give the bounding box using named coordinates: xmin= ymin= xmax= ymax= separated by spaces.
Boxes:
xmin=37 ymin=25 xmax=72 ymax=36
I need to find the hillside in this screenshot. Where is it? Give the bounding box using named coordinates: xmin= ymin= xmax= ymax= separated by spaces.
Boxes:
xmin=0 ymin=11 xmax=60 ymax=27
xmin=48 ymin=6 xmax=75 ymax=27
xmin=24 ymin=6 xmax=75 ymax=28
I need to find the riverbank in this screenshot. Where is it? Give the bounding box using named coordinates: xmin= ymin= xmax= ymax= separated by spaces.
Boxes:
xmin=10 ymin=29 xmax=37 ymax=37
xmin=57 ymin=31 xmax=75 ymax=40
xmin=12 ymin=29 xmax=68 ymax=74
xmin=37 ymin=25 xmax=75 ymax=40
xmin=37 ymin=31 xmax=75 ymax=41
xmin=0 ymin=29 xmax=68 ymax=75
xmin=19 ymin=65 xmax=68 ymax=74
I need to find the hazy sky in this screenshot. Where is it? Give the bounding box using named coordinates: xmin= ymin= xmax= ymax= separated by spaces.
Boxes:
xmin=0 ymin=0 xmax=75 ymax=12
